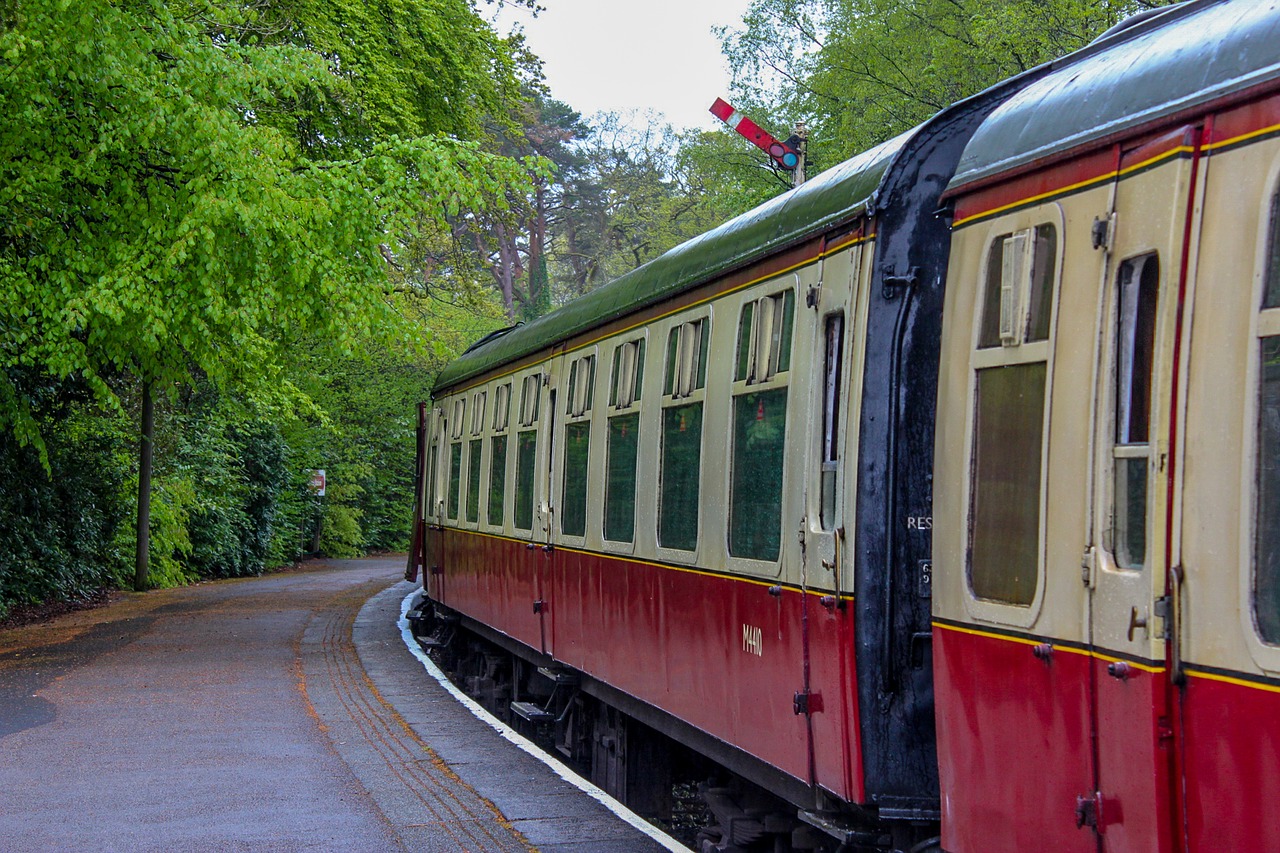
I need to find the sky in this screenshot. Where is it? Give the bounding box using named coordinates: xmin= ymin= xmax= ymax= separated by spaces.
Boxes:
xmin=489 ymin=0 xmax=756 ymax=131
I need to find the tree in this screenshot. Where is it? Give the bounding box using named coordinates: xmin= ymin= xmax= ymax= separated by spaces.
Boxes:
xmin=0 ymin=0 xmax=532 ymax=587
xmin=719 ymin=0 xmax=1181 ymax=168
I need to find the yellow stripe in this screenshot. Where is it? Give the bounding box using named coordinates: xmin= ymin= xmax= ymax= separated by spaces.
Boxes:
xmin=932 ymin=620 xmax=1162 ymax=671
xmin=1204 ymin=120 xmax=1280 ymax=152
xmin=443 ymin=232 xmax=876 ymax=396
xmin=952 ymin=146 xmax=1193 ymax=229
xmin=1185 ymin=667 xmax=1280 ymax=695
xmin=439 ymin=525 xmax=851 ymax=600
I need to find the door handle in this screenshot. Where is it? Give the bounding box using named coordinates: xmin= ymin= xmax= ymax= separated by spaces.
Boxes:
xmin=1127 ymin=606 xmax=1148 ymax=643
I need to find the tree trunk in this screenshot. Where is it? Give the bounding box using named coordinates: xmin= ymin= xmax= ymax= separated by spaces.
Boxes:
xmin=134 ymin=381 xmax=154 ymax=591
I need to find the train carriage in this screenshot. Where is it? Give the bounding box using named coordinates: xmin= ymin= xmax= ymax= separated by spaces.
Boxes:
xmin=933 ymin=2 xmax=1280 ymax=850
xmin=409 ymin=86 xmax=1034 ymax=849
xmin=408 ymin=1 xmax=1280 ymax=850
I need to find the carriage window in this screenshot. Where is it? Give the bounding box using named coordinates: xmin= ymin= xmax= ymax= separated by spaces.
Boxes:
xmin=610 ymin=339 xmax=645 ymax=409
xmin=493 ymin=383 xmax=511 ymax=431
xmin=1112 ymin=254 xmax=1159 ymax=570
xmin=488 ymin=435 xmax=507 ymax=526
xmin=567 ymin=354 xmax=596 ymax=418
xmin=518 ymin=374 xmax=541 ymax=427
xmin=969 ymin=364 xmax=1045 ymax=604
xmin=447 ymin=441 xmax=462 ymax=520
xmin=605 ymin=413 xmax=640 ymax=543
xmin=729 ymin=389 xmax=788 ymax=560
xmin=466 ymin=439 xmax=482 ymax=523
xmin=736 ymin=289 xmax=796 ymax=383
xmin=562 ymin=423 xmax=590 ymax=537
xmin=664 ymin=319 xmax=708 ymax=398
xmin=821 ymin=314 xmax=844 ymax=529
xmin=471 ymin=392 xmax=487 ymax=436
xmin=660 ymin=403 xmax=702 ymax=550
xmin=514 ymin=430 xmax=537 ymax=531
xmin=659 ymin=318 xmax=708 ymax=551
xmin=978 ymin=225 xmax=1058 ymax=348
xmin=451 ymin=399 xmax=466 ymax=438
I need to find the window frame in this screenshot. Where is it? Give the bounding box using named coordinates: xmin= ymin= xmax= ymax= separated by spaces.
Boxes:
xmin=603 ymin=333 xmax=648 ymax=550
xmin=1245 ymin=169 xmax=1280 ymax=663
xmin=656 ymin=312 xmax=711 ymax=557
xmin=558 ymin=349 xmax=598 ymax=542
xmin=727 ymin=284 xmax=796 ymax=564
xmin=961 ymin=207 xmax=1063 ymax=625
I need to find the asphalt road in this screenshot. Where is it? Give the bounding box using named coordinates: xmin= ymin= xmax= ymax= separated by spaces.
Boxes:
xmin=0 ymin=559 xmax=539 ymax=852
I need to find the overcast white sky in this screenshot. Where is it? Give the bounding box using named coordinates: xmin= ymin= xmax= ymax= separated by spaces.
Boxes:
xmin=490 ymin=0 xmax=755 ymax=131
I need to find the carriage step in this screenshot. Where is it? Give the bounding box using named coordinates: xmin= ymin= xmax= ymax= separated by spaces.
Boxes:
xmin=510 ymin=701 xmax=555 ymax=723
xmin=536 ymin=666 xmax=579 ymax=686
xmin=415 ymin=630 xmax=451 ymax=650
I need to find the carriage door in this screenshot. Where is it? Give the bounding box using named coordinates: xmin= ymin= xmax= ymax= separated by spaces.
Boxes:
xmin=1084 ymin=126 xmax=1199 ymax=852
xmin=803 ymin=233 xmax=863 ymax=800
xmin=537 ymin=364 xmax=559 ymax=657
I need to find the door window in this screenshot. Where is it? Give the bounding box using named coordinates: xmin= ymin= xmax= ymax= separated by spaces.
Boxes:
xmin=968 ymin=225 xmax=1058 ymax=605
xmin=1111 ymin=254 xmax=1160 ymax=570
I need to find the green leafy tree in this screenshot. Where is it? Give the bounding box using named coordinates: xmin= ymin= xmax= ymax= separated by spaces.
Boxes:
xmin=0 ymin=0 xmax=532 ymax=587
xmin=720 ymin=0 xmax=1180 ymax=171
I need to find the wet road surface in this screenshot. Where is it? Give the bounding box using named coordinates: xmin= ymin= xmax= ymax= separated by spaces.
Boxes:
xmin=0 ymin=558 xmax=667 ymax=852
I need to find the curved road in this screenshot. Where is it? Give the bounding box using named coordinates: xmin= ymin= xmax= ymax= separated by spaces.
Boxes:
xmin=0 ymin=559 xmax=610 ymax=852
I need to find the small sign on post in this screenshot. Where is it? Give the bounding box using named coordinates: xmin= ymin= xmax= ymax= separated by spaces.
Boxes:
xmin=309 ymin=469 xmax=326 ymax=497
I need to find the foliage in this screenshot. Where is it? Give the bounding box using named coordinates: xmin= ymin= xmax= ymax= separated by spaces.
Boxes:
xmin=244 ymin=0 xmax=528 ymax=151
xmin=0 ymin=0 xmax=533 ymax=460
xmin=719 ymin=0 xmax=1180 ymax=171
xmin=0 ymin=398 xmax=132 ymax=619
xmin=0 ymin=0 xmax=534 ymax=611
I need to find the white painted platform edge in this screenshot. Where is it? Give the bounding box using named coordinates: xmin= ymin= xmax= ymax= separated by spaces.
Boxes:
xmin=397 ymin=589 xmax=688 ymax=852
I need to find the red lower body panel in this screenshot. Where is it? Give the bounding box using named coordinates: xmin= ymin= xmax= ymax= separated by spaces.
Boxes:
xmin=1182 ymin=671 xmax=1280 ymax=851
xmin=432 ymin=529 xmax=865 ymax=803
xmin=934 ymin=624 xmax=1095 ymax=853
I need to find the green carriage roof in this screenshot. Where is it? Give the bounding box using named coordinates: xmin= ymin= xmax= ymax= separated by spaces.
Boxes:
xmin=950 ymin=0 xmax=1280 ymax=192
xmin=433 ymin=129 xmax=911 ymax=394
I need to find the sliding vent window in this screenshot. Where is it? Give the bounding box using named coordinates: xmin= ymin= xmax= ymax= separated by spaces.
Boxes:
xmin=562 ymin=354 xmax=595 ymax=538
xmin=493 ymin=383 xmax=511 ymax=431
xmin=736 ymin=289 xmax=795 ymax=382
xmin=968 ymin=224 xmax=1058 ymax=605
xmin=610 ymin=339 xmax=645 ymax=409
xmin=518 ymin=374 xmax=541 ymax=427
xmin=660 ymin=319 xmax=707 ymax=551
xmin=729 ymin=290 xmax=794 ymax=561
xmin=606 ymin=339 xmax=644 ymax=544
xmin=978 ymin=225 xmax=1058 ymax=348
xmin=663 ymin=319 xmax=708 ymax=398
xmin=566 ymin=354 xmax=596 ymax=418
xmin=1112 ymin=254 xmax=1159 ymax=570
